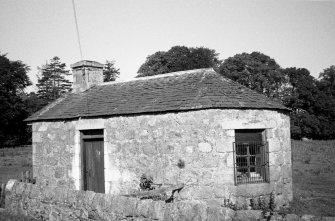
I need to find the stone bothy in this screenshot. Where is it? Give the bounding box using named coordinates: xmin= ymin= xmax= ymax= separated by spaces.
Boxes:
xmin=25 ymin=61 xmax=293 ymax=208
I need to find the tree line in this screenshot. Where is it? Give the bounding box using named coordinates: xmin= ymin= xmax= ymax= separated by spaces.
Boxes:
xmin=137 ymin=46 xmax=335 ymax=140
xmin=0 ymin=46 xmax=334 ymax=146
xmin=0 ymin=55 xmax=119 ymax=147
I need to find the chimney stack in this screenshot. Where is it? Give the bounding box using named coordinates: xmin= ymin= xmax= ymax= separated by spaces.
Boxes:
xmin=71 ymin=60 xmax=104 ymax=93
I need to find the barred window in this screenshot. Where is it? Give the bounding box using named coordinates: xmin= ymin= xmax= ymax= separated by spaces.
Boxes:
xmin=233 ymin=129 xmax=269 ymax=185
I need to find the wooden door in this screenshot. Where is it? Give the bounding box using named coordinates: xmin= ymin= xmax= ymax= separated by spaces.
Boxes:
xmin=83 ymin=138 xmax=105 ymax=193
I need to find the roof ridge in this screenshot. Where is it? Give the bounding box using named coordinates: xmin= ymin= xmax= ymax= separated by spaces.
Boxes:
xmin=99 ymin=68 xmax=214 ymax=86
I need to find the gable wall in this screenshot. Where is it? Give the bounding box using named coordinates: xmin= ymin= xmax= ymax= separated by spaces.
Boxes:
xmin=32 ymin=109 xmax=292 ymax=208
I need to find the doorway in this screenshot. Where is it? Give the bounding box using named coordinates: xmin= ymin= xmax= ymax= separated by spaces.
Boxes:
xmin=81 ymin=129 xmax=105 ymax=193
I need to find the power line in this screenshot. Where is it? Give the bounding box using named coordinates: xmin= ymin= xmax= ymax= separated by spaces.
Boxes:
xmin=72 ymin=0 xmax=83 ymax=60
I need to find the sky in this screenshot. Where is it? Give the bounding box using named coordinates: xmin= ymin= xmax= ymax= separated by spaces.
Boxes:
xmin=1 ymin=0 xmax=335 ymax=92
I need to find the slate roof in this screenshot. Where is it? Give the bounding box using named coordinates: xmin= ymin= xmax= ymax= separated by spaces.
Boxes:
xmin=25 ymin=68 xmax=288 ymax=122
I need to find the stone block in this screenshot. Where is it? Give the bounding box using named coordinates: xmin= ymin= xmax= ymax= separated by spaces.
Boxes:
xmin=42 ymin=186 xmax=57 ymax=201
xmin=176 ymin=202 xmax=199 ymax=220
xmin=226 ymin=130 xmax=235 ymax=137
xmin=213 ymin=185 xmax=229 ymax=198
xmin=137 ymin=199 xmax=151 ymax=218
xmin=320 ymin=217 xmax=335 ymax=221
xmin=32 ymin=122 xmax=39 ymax=132
xmin=53 ymin=187 xmax=68 ymax=203
xmin=282 ymin=183 xmax=293 ymax=196
xmin=216 ymin=139 xmax=234 ymax=153
xmin=29 ymin=184 xmax=41 ymax=199
xmin=106 ymin=143 xmax=119 ymax=154
xmin=178 ymin=187 xmax=194 ymax=200
xmin=36 ymin=122 xmax=49 ymax=132
xmin=270 ymin=214 xmax=284 ymax=221
xmin=81 ymin=190 xmax=96 ymax=207
xmin=54 ymin=167 xmax=65 ymax=179
xmin=185 ymin=146 xmax=194 ymax=154
xmin=221 ymin=207 xmax=235 ymax=221
xmin=105 ymin=167 xmax=121 ymax=182
xmin=266 ymin=128 xmax=274 ymax=139
xmin=225 ymin=152 xmax=234 ymax=168
xmin=269 ymin=139 xmax=281 ymax=152
xmin=235 ymin=183 xmax=271 ymax=197
xmin=65 ymin=189 xmax=78 ymax=207
xmin=202 ymin=156 xmax=219 ymax=168
xmin=142 ymin=144 xmax=157 ymax=156
xmin=48 ymin=206 xmax=62 ymax=221
xmin=215 ymin=172 xmax=235 ymax=185
xmin=193 ymin=186 xmax=214 ymax=200
xmin=188 ymin=203 xmax=208 ymax=221
xmin=282 ymin=164 xmax=292 ymax=179
xmin=198 ymin=142 xmax=212 ymax=153
xmin=301 ymin=215 xmax=318 ymax=221
xmin=269 ymin=152 xmax=284 ymax=166
xmin=270 ymin=166 xmax=281 ymax=182
xmin=114 ymin=196 xmax=139 ymax=217
xmin=148 ymin=201 xmax=165 ymax=220
xmin=160 ymin=143 xmax=174 ymax=155
xmin=283 ymin=214 xmax=300 ymax=221
xmin=91 ymin=193 xmax=106 ymax=211
xmin=163 ymin=202 xmax=179 ymax=221
xmin=215 ymin=155 xmax=228 ymax=170
xmin=33 ymin=132 xmax=42 ymax=143
xmin=206 ymin=205 xmax=224 ymax=221
xmin=283 ymin=151 xmax=292 ymax=164
xmin=235 ymin=210 xmax=263 ymax=221
xmin=14 ymin=182 xmax=26 ymax=195
xmin=76 ymin=118 xmax=105 ymax=130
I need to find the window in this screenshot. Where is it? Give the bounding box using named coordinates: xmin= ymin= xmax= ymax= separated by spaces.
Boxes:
xmin=233 ymin=129 xmax=269 ymax=185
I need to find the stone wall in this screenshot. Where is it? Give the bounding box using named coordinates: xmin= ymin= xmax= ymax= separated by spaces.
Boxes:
xmin=32 ymin=119 xmax=76 ymax=189
xmin=32 ymin=108 xmax=292 ymax=208
xmin=5 ymin=180 xmax=333 ymax=221
xmin=5 ymin=180 xmax=236 ymax=220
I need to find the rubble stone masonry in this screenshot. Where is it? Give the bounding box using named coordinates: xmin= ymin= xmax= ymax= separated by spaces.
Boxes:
xmin=32 ymin=109 xmax=292 ymax=208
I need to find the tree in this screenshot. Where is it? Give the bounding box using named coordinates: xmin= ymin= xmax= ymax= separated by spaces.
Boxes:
xmin=0 ymin=53 xmax=31 ymax=146
xmin=318 ymin=65 xmax=335 ymax=97
xmin=137 ymin=46 xmax=221 ymax=77
xmin=219 ymin=52 xmax=285 ymax=99
xmin=282 ymin=67 xmax=335 ymax=139
xmin=282 ymin=68 xmax=318 ymax=113
xmin=103 ymin=60 xmax=120 ymax=82
xmin=36 ymin=56 xmax=71 ymax=104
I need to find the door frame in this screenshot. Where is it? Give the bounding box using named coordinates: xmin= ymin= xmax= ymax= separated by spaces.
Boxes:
xmin=80 ymin=129 xmax=104 ymax=192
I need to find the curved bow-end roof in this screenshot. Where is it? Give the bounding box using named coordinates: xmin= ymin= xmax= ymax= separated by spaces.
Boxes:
xmin=25 ymin=68 xmax=288 ymax=122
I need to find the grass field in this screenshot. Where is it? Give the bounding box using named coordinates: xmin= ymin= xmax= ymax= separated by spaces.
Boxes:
xmin=0 ymin=141 xmax=334 ymax=216
xmin=288 ymin=140 xmax=335 ymax=216
xmin=0 ymin=146 xmax=32 ymax=183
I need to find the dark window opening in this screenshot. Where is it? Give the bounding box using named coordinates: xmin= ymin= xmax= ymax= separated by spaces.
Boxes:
xmin=233 ymin=129 xmax=269 ymax=185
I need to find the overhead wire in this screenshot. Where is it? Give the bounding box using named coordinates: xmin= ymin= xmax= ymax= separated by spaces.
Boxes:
xmin=72 ymin=0 xmax=89 ymax=115
xmin=72 ymin=0 xmax=83 ymax=60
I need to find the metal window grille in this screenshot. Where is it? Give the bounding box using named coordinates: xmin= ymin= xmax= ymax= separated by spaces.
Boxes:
xmin=233 ymin=141 xmax=269 ymax=185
